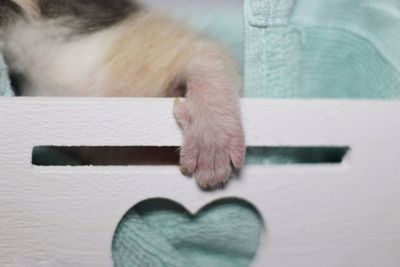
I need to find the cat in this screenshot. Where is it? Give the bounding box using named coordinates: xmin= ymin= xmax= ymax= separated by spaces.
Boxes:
xmin=0 ymin=0 xmax=245 ymax=189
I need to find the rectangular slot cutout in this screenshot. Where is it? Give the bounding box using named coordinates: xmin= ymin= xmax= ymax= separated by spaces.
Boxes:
xmin=32 ymin=146 xmax=350 ymax=166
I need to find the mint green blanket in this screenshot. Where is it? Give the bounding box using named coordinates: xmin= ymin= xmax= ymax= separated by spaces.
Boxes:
xmin=113 ymin=199 xmax=263 ymax=267
xmin=0 ymin=54 xmax=13 ymax=97
xmin=245 ymin=0 xmax=400 ymax=98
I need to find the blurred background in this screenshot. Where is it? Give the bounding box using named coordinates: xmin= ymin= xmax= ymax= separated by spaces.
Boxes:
xmin=144 ymin=0 xmax=242 ymax=9
xmin=141 ymin=0 xmax=244 ymax=69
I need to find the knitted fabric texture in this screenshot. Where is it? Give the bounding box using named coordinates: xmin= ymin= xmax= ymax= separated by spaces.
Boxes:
xmin=113 ymin=199 xmax=263 ymax=267
xmin=245 ymin=0 xmax=400 ymax=98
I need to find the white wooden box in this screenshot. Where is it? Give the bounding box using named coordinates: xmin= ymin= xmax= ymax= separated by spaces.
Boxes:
xmin=1 ymin=98 xmax=400 ymax=267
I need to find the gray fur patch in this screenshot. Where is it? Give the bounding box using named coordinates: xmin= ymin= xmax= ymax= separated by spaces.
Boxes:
xmin=0 ymin=0 xmax=23 ymax=26
xmin=38 ymin=0 xmax=141 ymax=32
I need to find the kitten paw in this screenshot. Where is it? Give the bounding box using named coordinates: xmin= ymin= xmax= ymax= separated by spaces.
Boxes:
xmin=174 ymin=98 xmax=245 ymax=189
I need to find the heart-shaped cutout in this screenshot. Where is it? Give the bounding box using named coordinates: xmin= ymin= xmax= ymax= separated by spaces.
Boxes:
xmin=113 ymin=198 xmax=264 ymax=267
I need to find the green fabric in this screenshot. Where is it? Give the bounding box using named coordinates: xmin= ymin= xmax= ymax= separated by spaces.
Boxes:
xmin=113 ymin=199 xmax=263 ymax=267
xmin=245 ymin=0 xmax=400 ymax=98
xmin=0 ymin=54 xmax=13 ymax=96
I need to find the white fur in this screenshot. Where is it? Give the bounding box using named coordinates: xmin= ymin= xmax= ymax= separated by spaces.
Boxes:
xmin=3 ymin=20 xmax=119 ymax=96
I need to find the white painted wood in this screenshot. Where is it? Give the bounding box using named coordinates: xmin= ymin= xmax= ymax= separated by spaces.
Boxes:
xmin=0 ymin=98 xmax=400 ymax=267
